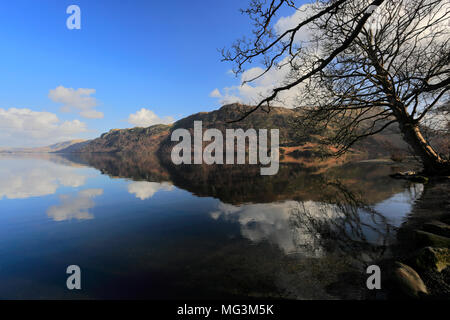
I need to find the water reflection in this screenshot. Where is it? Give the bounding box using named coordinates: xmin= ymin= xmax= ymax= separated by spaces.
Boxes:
xmin=0 ymin=155 xmax=87 ymax=199
xmin=58 ymin=152 xmax=423 ymax=262
xmin=127 ymin=181 xmax=174 ymax=200
xmin=0 ymin=152 xmax=426 ymax=299
xmin=47 ymin=189 xmax=103 ymax=221
xmin=374 ymin=183 xmax=424 ymax=227
xmin=63 ymin=152 xmax=412 ymax=205
xmin=211 ymin=201 xmax=341 ymax=256
xmin=64 ymin=152 xmax=170 ymax=182
xmin=211 ymin=180 xmax=424 ymax=264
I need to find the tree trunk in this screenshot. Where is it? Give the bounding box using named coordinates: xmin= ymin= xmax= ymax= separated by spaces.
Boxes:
xmin=399 ymin=122 xmax=450 ymax=175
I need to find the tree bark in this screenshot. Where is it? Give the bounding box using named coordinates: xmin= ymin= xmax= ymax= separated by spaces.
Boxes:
xmin=373 ymin=61 xmax=450 ymax=176
xmin=398 ymin=121 xmax=450 ymax=175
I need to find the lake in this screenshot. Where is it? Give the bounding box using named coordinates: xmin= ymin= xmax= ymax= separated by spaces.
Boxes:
xmin=0 ymin=153 xmax=423 ymax=299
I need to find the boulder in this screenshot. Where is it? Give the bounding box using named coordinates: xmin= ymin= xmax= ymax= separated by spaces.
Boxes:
xmin=415 ymin=247 xmax=450 ymax=273
xmin=393 ymin=262 xmax=428 ymax=298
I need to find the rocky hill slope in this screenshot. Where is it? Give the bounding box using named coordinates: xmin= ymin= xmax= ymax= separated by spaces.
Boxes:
xmin=59 ymin=103 xmax=407 ymax=161
xmin=76 ymin=124 xmax=171 ymax=153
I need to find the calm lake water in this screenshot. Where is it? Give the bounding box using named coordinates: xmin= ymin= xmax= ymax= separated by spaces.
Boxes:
xmin=0 ymin=153 xmax=423 ymax=299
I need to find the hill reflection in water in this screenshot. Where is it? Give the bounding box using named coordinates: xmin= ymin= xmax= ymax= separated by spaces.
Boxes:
xmin=63 ymin=151 xmax=416 ymax=205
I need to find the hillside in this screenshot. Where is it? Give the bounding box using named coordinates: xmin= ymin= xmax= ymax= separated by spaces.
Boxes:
xmin=170 ymin=104 xmax=302 ymax=145
xmin=53 ymin=103 xmax=408 ymax=161
xmin=75 ymin=124 xmax=171 ymax=153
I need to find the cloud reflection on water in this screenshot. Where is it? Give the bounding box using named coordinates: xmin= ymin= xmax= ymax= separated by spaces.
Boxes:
xmin=210 ymin=184 xmax=424 ymax=259
xmin=127 ymin=181 xmax=174 ymax=200
xmin=47 ymin=189 xmax=103 ymax=221
xmin=0 ymin=157 xmax=87 ymax=199
xmin=211 ymin=201 xmax=343 ymax=257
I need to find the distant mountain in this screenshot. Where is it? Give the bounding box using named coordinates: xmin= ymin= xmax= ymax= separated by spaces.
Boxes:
xmin=0 ymin=139 xmax=88 ymax=153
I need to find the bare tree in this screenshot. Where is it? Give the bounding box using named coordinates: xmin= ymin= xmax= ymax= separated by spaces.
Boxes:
xmin=223 ymin=0 xmax=450 ymax=175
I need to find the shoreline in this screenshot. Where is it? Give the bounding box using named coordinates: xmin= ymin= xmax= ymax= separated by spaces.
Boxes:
xmin=376 ymin=178 xmax=450 ymax=299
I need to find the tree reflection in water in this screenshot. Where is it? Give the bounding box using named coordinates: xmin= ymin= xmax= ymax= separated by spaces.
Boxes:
xmin=289 ymin=180 xmax=392 ymax=263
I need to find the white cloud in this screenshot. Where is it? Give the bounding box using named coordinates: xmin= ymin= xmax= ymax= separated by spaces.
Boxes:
xmin=47 ymin=188 xmax=103 ymax=221
xmin=128 ymin=108 xmax=174 ymax=128
xmin=214 ymin=1 xmax=450 ymax=108
xmin=48 ymin=85 xmax=103 ymax=119
xmin=79 ymin=109 xmax=103 ymax=119
xmin=0 ymin=108 xmax=87 ymax=147
xmin=217 ymin=61 xmax=300 ymax=107
xmin=212 ymin=3 xmax=316 ymax=108
xmin=127 ymin=181 xmax=173 ymax=200
xmin=209 ymin=88 xmax=222 ymax=98
xmin=274 ymin=4 xmax=315 ymax=45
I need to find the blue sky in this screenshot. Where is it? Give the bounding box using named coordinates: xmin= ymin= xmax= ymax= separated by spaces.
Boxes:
xmin=0 ymin=0 xmax=301 ymax=147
